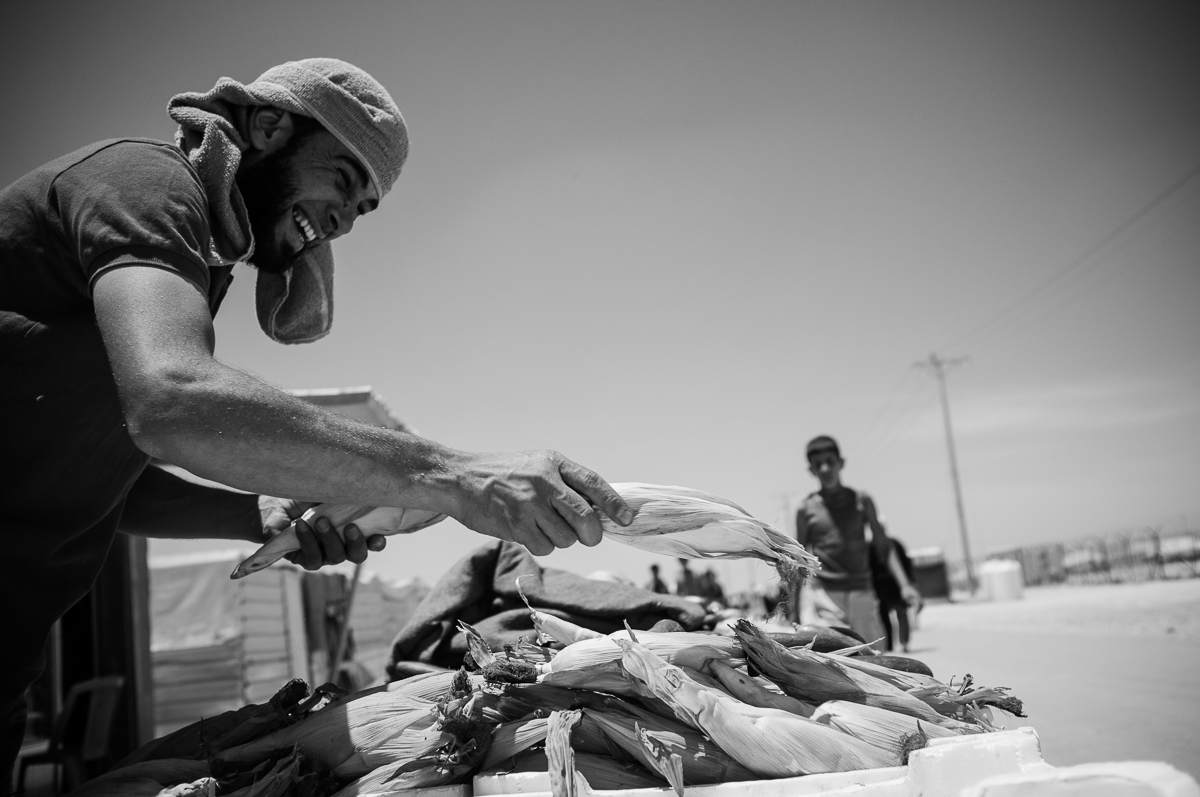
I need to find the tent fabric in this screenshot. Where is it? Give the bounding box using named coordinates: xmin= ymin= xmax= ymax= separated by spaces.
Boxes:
xmin=149 ymin=550 xmax=248 ymax=650
xmin=386 ymin=540 xmax=707 ymax=675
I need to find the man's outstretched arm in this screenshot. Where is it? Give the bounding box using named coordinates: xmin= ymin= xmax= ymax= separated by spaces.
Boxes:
xmin=93 ymin=265 xmax=634 ymax=556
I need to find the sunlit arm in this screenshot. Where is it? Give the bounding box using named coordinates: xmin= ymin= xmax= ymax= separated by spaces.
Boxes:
xmin=93 ymin=266 xmax=461 ymax=512
xmin=92 ymin=265 xmax=634 ymax=557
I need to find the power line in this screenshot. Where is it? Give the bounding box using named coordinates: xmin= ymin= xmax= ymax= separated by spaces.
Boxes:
xmin=848 ymin=366 xmax=923 ymax=456
xmin=938 ymin=161 xmax=1200 ymax=354
xmin=953 ymin=178 xmax=1200 ymax=353
xmin=858 ymin=374 xmax=936 ymax=468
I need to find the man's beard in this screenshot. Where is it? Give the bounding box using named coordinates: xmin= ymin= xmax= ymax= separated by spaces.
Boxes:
xmin=237 ymin=150 xmax=304 ymax=275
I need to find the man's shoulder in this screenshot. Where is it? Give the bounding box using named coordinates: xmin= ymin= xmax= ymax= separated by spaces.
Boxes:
xmin=52 ymin=138 xmax=199 ymax=184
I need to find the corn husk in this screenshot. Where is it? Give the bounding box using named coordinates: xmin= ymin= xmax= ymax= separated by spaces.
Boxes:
xmin=231 ymin=504 xmax=446 ymax=579
xmin=708 ymin=660 xmax=815 ymax=718
xmin=634 ymin=723 xmax=687 ymax=797
xmin=809 ymin=648 xmax=1021 ymax=720
xmin=481 ymin=717 xmax=551 ymax=769
xmin=545 ymin=631 xmax=742 ymax=675
xmin=600 ymin=484 xmax=818 ymax=600
xmin=734 ymin=621 xmax=961 ymax=728
xmin=547 ymin=710 xmax=585 ymax=797
xmin=615 ymin=637 xmax=896 ymax=777
xmin=812 ymin=700 xmax=964 ymax=754
xmin=331 ymin=716 xmax=450 ymax=778
xmin=517 ymin=576 xmax=603 ymax=646
xmin=329 ymin=758 xmax=475 ymax=797
xmin=819 ymin=650 xmax=941 ymax=692
xmin=480 ymin=710 xmax=619 ymax=772
xmin=328 ymin=670 xmax=479 ymax=710
xmin=540 ymin=658 xmax=639 ymax=697
xmin=585 ymin=708 xmax=758 ymax=786
xmin=382 ymin=670 xmax=478 ymax=703
xmin=216 ymin=692 xmax=436 ymax=771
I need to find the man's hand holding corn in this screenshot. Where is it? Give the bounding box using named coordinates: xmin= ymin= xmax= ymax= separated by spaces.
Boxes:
xmin=440 ymin=450 xmax=636 ymax=556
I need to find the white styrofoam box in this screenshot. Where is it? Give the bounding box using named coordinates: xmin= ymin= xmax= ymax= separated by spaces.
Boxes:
xmin=962 ymin=761 xmax=1200 ymax=797
xmin=474 ymin=728 xmax=1054 ymax=797
xmin=395 ymin=787 xmax=470 ymax=797
xmin=978 ymin=560 xmax=1024 ymax=601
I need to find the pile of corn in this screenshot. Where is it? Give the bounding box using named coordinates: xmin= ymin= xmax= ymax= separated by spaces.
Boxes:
xmin=80 ymin=612 xmax=1024 ymax=797
xmin=85 ymin=484 xmax=1019 ymax=795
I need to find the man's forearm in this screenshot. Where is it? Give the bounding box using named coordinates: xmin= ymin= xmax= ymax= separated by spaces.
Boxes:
xmin=127 ymin=362 xmax=464 ymax=511
xmin=120 ymin=463 xmax=263 ymax=540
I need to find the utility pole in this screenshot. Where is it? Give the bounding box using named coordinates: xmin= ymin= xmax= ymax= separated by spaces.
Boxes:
xmin=918 ymin=353 xmax=977 ymax=594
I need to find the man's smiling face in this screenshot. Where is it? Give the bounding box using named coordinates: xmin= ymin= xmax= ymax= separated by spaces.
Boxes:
xmin=237 ymin=110 xmax=380 ymax=274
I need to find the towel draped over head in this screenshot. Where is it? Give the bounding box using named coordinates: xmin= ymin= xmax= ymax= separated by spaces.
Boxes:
xmin=167 ymin=58 xmax=408 ymax=343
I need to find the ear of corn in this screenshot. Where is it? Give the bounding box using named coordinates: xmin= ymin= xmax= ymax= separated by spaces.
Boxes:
xmin=545 ymin=631 xmax=742 ymax=676
xmin=516 ymin=576 xmax=603 ymax=645
xmin=599 ymin=484 xmax=819 ymax=600
xmin=217 ymin=692 xmax=436 ymax=771
xmin=541 ymin=659 xmax=642 ymax=697
xmin=708 ymin=660 xmax=815 ymax=718
xmin=331 ymin=718 xmax=450 ymax=779
xmin=820 ymin=649 xmax=940 ymax=692
xmin=614 ymin=637 xmax=898 ymax=777
xmin=812 ymin=700 xmax=965 ymax=753
xmin=585 ymin=708 xmax=758 ymax=786
xmin=231 ymin=504 xmax=446 ymax=579
xmin=330 ymin=757 xmax=474 ymax=797
xmin=481 ymin=717 xmax=549 ymax=770
xmin=734 ymin=621 xmax=961 ymax=728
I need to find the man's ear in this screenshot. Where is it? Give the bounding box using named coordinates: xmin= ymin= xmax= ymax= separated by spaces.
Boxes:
xmin=246 ymin=106 xmax=295 ymax=155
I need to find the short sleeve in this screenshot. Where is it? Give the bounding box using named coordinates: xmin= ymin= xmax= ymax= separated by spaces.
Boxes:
xmin=49 ymin=141 xmax=212 ymax=296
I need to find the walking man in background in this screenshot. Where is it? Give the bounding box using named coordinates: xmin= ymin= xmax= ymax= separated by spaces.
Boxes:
xmin=871 ymin=535 xmax=920 ymax=652
xmin=793 ymin=435 xmax=921 ymax=643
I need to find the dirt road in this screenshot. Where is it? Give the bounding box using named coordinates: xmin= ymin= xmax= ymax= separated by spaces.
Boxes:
xmin=908 ymin=579 xmax=1200 ymax=779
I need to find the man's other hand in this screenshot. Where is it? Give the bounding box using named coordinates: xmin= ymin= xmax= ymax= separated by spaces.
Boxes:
xmin=258 ymin=496 xmax=387 ymax=570
xmin=452 ymin=451 xmax=635 ymax=556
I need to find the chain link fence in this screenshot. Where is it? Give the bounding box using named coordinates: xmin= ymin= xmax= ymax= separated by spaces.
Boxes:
xmin=940 ymin=528 xmax=1200 ymax=592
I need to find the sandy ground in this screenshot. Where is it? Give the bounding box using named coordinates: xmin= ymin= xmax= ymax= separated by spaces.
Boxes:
xmin=906 ymin=578 xmax=1200 ymax=780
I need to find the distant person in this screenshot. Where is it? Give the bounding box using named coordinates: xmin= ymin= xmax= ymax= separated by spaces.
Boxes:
xmin=871 ymin=536 xmax=920 ymax=652
xmin=645 ymin=564 xmax=670 ymax=595
xmin=675 ymin=558 xmax=701 ymax=598
xmin=793 ymin=435 xmax=921 ymax=643
xmin=698 ymin=567 xmax=726 ymax=605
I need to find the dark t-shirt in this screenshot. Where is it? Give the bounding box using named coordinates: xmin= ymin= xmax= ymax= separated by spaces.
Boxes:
xmin=871 ymin=537 xmax=914 ymax=605
xmin=0 ymin=139 xmax=232 ymax=705
xmin=796 ymin=486 xmax=890 ymax=592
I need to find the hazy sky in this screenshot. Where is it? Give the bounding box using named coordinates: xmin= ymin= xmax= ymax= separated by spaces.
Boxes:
xmin=5 ymin=0 xmax=1198 ymax=593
